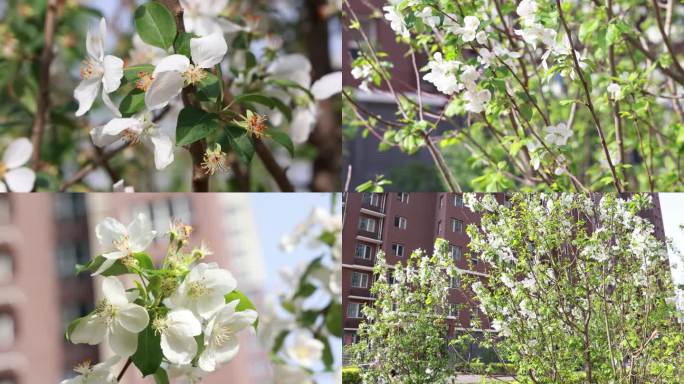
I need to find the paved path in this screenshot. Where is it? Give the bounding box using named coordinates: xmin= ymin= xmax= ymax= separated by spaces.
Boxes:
xmin=450 ymin=374 xmax=516 ymax=383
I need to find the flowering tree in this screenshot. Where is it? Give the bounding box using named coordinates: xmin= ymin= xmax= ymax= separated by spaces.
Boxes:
xmin=260 ymin=204 xmax=343 ymax=383
xmin=462 ymin=193 xmax=683 ymax=383
xmin=349 ymin=239 xmax=457 ymax=383
xmin=62 ymin=213 xmax=258 ymax=383
xmin=345 ymin=0 xmax=684 ymax=192
xmin=0 ymin=0 xmax=341 ymax=192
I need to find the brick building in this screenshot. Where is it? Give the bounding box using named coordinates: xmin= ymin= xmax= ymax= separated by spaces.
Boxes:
xmin=341 ymin=192 xmax=666 ymax=349
xmin=0 ymin=194 xmax=267 ymax=384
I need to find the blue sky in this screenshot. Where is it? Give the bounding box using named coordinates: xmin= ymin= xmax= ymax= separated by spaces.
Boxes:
xmin=660 ymin=193 xmax=684 ymax=285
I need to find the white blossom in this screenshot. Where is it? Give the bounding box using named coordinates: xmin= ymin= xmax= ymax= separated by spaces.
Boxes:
xmin=180 ymin=0 xmax=244 ymax=36
xmin=166 ymin=262 xmax=237 ymax=319
xmin=0 ymin=138 xmax=35 ymax=193
xmin=60 ymin=357 xmax=120 ymax=384
xmin=464 ymin=88 xmax=491 ymax=113
xmin=607 ymin=82 xmax=622 ymax=100
xmin=423 ymin=53 xmax=461 ymax=95
xmin=451 ymin=16 xmax=480 ymax=42
xmin=383 ymin=6 xmax=409 ymax=38
xmin=284 ymin=330 xmax=325 ymax=368
xmin=517 ymin=0 xmax=538 ymax=25
xmin=92 ymin=213 xmax=156 ymax=275
xmin=156 ymin=309 xmax=203 ymax=365
xmin=544 ymin=123 xmax=572 ymax=146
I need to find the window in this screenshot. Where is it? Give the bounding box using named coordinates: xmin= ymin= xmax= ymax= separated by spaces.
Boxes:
xmin=347 ymin=302 xmax=362 ymax=318
xmin=351 ymin=272 xmax=369 ymax=288
xmin=397 ymin=193 xmax=409 ymax=203
xmin=392 ymin=243 xmax=404 ymax=257
xmin=388 ymin=273 xmax=395 ymax=285
xmin=450 ymin=275 xmax=460 ymax=289
xmin=451 ymin=218 xmax=463 ymax=233
xmin=450 ymin=245 xmax=462 ymax=262
xmin=0 ymin=311 xmax=14 ymax=348
xmin=471 ymin=254 xmax=479 ymax=266
xmin=0 ymin=197 xmax=9 ymax=224
xmin=394 ymin=216 xmax=407 ymax=229
xmin=355 ymin=243 xmax=373 ymax=260
xmin=439 ymin=195 xmax=444 ymax=208
xmin=454 ymin=195 xmax=464 ymax=207
xmin=449 ymin=304 xmax=460 ymax=317
xmin=56 ymin=244 xmax=78 ymax=278
xmin=437 ymin=220 xmax=442 ymax=234
xmin=361 ymin=193 xmax=380 ymax=207
xmin=344 ymin=332 xmax=360 ymax=345
xmin=358 ymin=216 xmax=376 ymax=232
xmin=0 ymin=251 xmax=13 ymax=285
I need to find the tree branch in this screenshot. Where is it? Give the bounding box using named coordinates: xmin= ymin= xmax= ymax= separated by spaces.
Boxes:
xmin=30 ymin=0 xmax=60 ymax=168
xmin=116 ymin=358 xmax=132 ymax=382
xmin=253 ymin=138 xmax=294 ymax=191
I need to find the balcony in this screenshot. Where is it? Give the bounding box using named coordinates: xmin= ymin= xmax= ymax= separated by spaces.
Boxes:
xmin=356 ymin=229 xmax=381 ymax=241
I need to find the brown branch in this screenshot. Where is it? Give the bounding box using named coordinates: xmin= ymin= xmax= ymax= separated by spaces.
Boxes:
xmin=30 ymin=0 xmax=60 ymax=168
xmin=59 ymin=142 xmax=131 ymax=191
xmin=116 ymin=358 xmax=132 ymax=382
xmin=253 ymin=138 xmax=294 ymax=191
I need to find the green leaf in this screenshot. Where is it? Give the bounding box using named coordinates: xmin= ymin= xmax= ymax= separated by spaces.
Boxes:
xmin=196 ymin=72 xmax=221 ymax=103
xmin=65 ymin=317 xmax=82 ymax=341
xmin=119 ymin=89 xmax=146 ymax=117
xmin=134 ymin=2 xmax=177 ymax=50
xmin=76 ymin=256 xmax=129 ymax=276
xmin=153 ymin=367 xmax=169 ymax=384
xmin=176 ymin=107 xmax=221 ymax=146
xmin=325 ymin=302 xmax=342 ymax=337
xmin=132 ymin=252 xmax=154 ymax=270
xmin=225 ymin=289 xmax=258 ymax=328
xmin=124 ymin=64 xmax=155 ymax=82
xmin=272 ymin=330 xmax=289 ymax=354
xmin=224 ymin=123 xmax=255 ymax=164
xmin=131 ymin=324 xmax=163 ymax=377
xmin=268 ymin=130 xmax=294 ymax=157
xmin=317 ymin=335 xmax=334 ymax=370
xmin=233 ymin=93 xmax=275 ymax=109
xmin=267 ymin=78 xmax=315 ymax=101
xmin=174 ymin=32 xmax=195 ymax=57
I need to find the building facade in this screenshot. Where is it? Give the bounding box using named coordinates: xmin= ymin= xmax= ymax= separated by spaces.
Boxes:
xmin=341 ymin=192 xmax=666 ymax=348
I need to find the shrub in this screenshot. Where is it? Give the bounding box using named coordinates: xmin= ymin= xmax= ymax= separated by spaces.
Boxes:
xmin=342 ymin=367 xmax=362 ymax=384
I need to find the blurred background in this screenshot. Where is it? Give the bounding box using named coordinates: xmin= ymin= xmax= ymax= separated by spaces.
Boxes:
xmin=0 ymin=192 xmax=341 ymax=383
xmin=0 ymin=0 xmax=342 ymax=191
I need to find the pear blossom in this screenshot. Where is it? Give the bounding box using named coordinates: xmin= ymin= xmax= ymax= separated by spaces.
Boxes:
xmin=418 ymin=7 xmax=440 ymax=28
xmin=452 ymin=16 xmax=480 ymax=42
xmin=544 ymin=123 xmax=572 ymax=146
xmin=145 ymin=33 xmax=228 ymax=110
xmin=92 ymin=213 xmax=156 ymax=275
xmin=0 ymin=138 xmax=35 ymax=193
xmin=476 ymin=31 xmax=488 ymax=45
xmin=284 ymin=330 xmax=325 ymax=368
xmin=90 ymin=113 xmax=175 ymax=170
xmin=60 ymin=357 xmax=120 ymax=384
xmin=351 ymin=63 xmax=373 ymax=92
xmin=113 ymin=179 xmax=134 ymax=193
xmin=166 ymin=262 xmax=237 ymax=319
xmin=383 ymin=6 xmax=409 ymax=38
xmin=155 ymin=309 xmax=203 ymax=365
xmin=74 ymin=18 xmax=123 ymax=117
xmin=464 ymin=88 xmax=491 ymax=113
xmin=167 ymin=364 xmax=207 ymax=384
xmin=198 ymin=300 xmax=258 ymax=372
xmin=180 ymin=0 xmax=244 ymax=36
xmin=128 ymin=34 xmax=166 ymax=65
xmin=423 ymin=53 xmax=461 ymax=95
xmin=70 ymin=277 xmax=150 ymax=357
xmin=460 ymin=65 xmax=480 ymax=90
xmin=517 ymin=0 xmax=538 ymax=25
xmin=607 ymin=82 xmax=622 ymax=100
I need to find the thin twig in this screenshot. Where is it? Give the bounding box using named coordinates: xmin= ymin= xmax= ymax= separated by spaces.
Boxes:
xmin=253 ymin=138 xmax=294 ymax=192
xmin=116 ymin=358 xmax=132 ymax=382
xmin=30 ymin=0 xmax=60 ymax=168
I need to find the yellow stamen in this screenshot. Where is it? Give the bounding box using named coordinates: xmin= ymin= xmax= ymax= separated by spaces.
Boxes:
xmin=135 ymin=72 xmax=155 ymax=91
xmin=182 ymin=65 xmax=208 ymax=85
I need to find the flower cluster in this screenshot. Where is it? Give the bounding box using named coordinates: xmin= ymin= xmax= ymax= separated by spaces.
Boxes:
xmin=63 ymin=213 xmax=258 ymax=383
xmin=259 ymin=206 xmax=342 ymax=384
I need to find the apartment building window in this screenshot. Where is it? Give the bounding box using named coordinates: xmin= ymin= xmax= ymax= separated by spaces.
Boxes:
xmin=0 ymin=250 xmax=13 ymax=285
xmin=347 ymin=302 xmax=362 ymax=318
xmin=0 ymin=196 xmax=9 ymax=224
xmin=449 ymin=304 xmax=460 ymax=317
xmin=355 ymin=243 xmax=373 ymax=260
xmin=394 ymin=216 xmax=407 ymax=229
xmin=439 ymin=195 xmax=444 ymax=208
xmin=358 ymin=216 xmax=377 ymax=232
xmin=388 ymin=274 xmax=395 ymax=285
xmin=450 ymin=275 xmax=460 ymax=289
xmin=450 ymin=245 xmax=462 ymax=262
xmin=0 ymin=311 xmax=14 ymax=348
xmin=437 ymin=220 xmax=442 ymax=234
xmin=454 ymin=195 xmax=464 ymax=207
xmin=471 ymin=254 xmax=479 ymax=266
xmin=451 ymin=218 xmax=463 ymax=233
xmin=362 ymin=193 xmax=380 ymax=207
xmin=392 ymin=243 xmax=405 ymax=257
xmin=397 ymin=193 xmax=409 ymax=203
xmin=351 ymin=272 xmax=369 ymax=288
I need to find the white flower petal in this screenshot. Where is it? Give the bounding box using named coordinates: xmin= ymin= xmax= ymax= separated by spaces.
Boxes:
xmin=102 ymin=118 xmax=141 ymax=137
xmin=127 ymin=212 xmax=156 ymax=251
xmin=2 ymin=138 xmax=32 ymax=168
xmin=4 ymin=167 xmax=35 ymax=192
xmin=96 ymin=217 xmax=127 ymax=247
xmin=102 ymin=276 xmax=128 ymax=306
xmin=147 ymin=131 xmax=175 ymax=170
xmin=290 ymin=107 xmax=317 ymax=144
xmin=190 ymin=33 xmax=228 ymax=68
xmin=167 ymin=309 xmax=202 ymax=336
xmin=0 ymin=182 xmax=6 ymax=193
xmin=161 ymin=330 xmax=198 ymax=365
xmin=109 ymin=324 xmax=138 ymax=357
xmin=153 ymin=54 xmax=191 ymax=75
xmin=70 ymin=314 xmax=107 ymax=345
xmin=86 ymin=18 xmax=106 ymax=61
xmin=145 ymin=71 xmax=185 ymax=110
xmin=101 ymin=91 xmax=122 ymax=118
xmin=210 ymin=337 xmax=240 ymax=365
xmin=311 ymin=72 xmax=342 ymax=100
xmin=74 ymin=78 xmax=101 ymax=116
xmin=268 ymin=54 xmax=312 ymax=88
xmin=117 ymin=303 xmax=149 ymax=333
xmin=102 ymin=55 xmax=124 ymax=93
xmin=90 ymin=126 xmax=121 ymax=148
xmin=202 ymin=268 xmax=237 ymax=293
xmin=198 ymin=347 xmax=218 ymax=372
xmin=196 ymin=293 xmax=226 ymax=319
